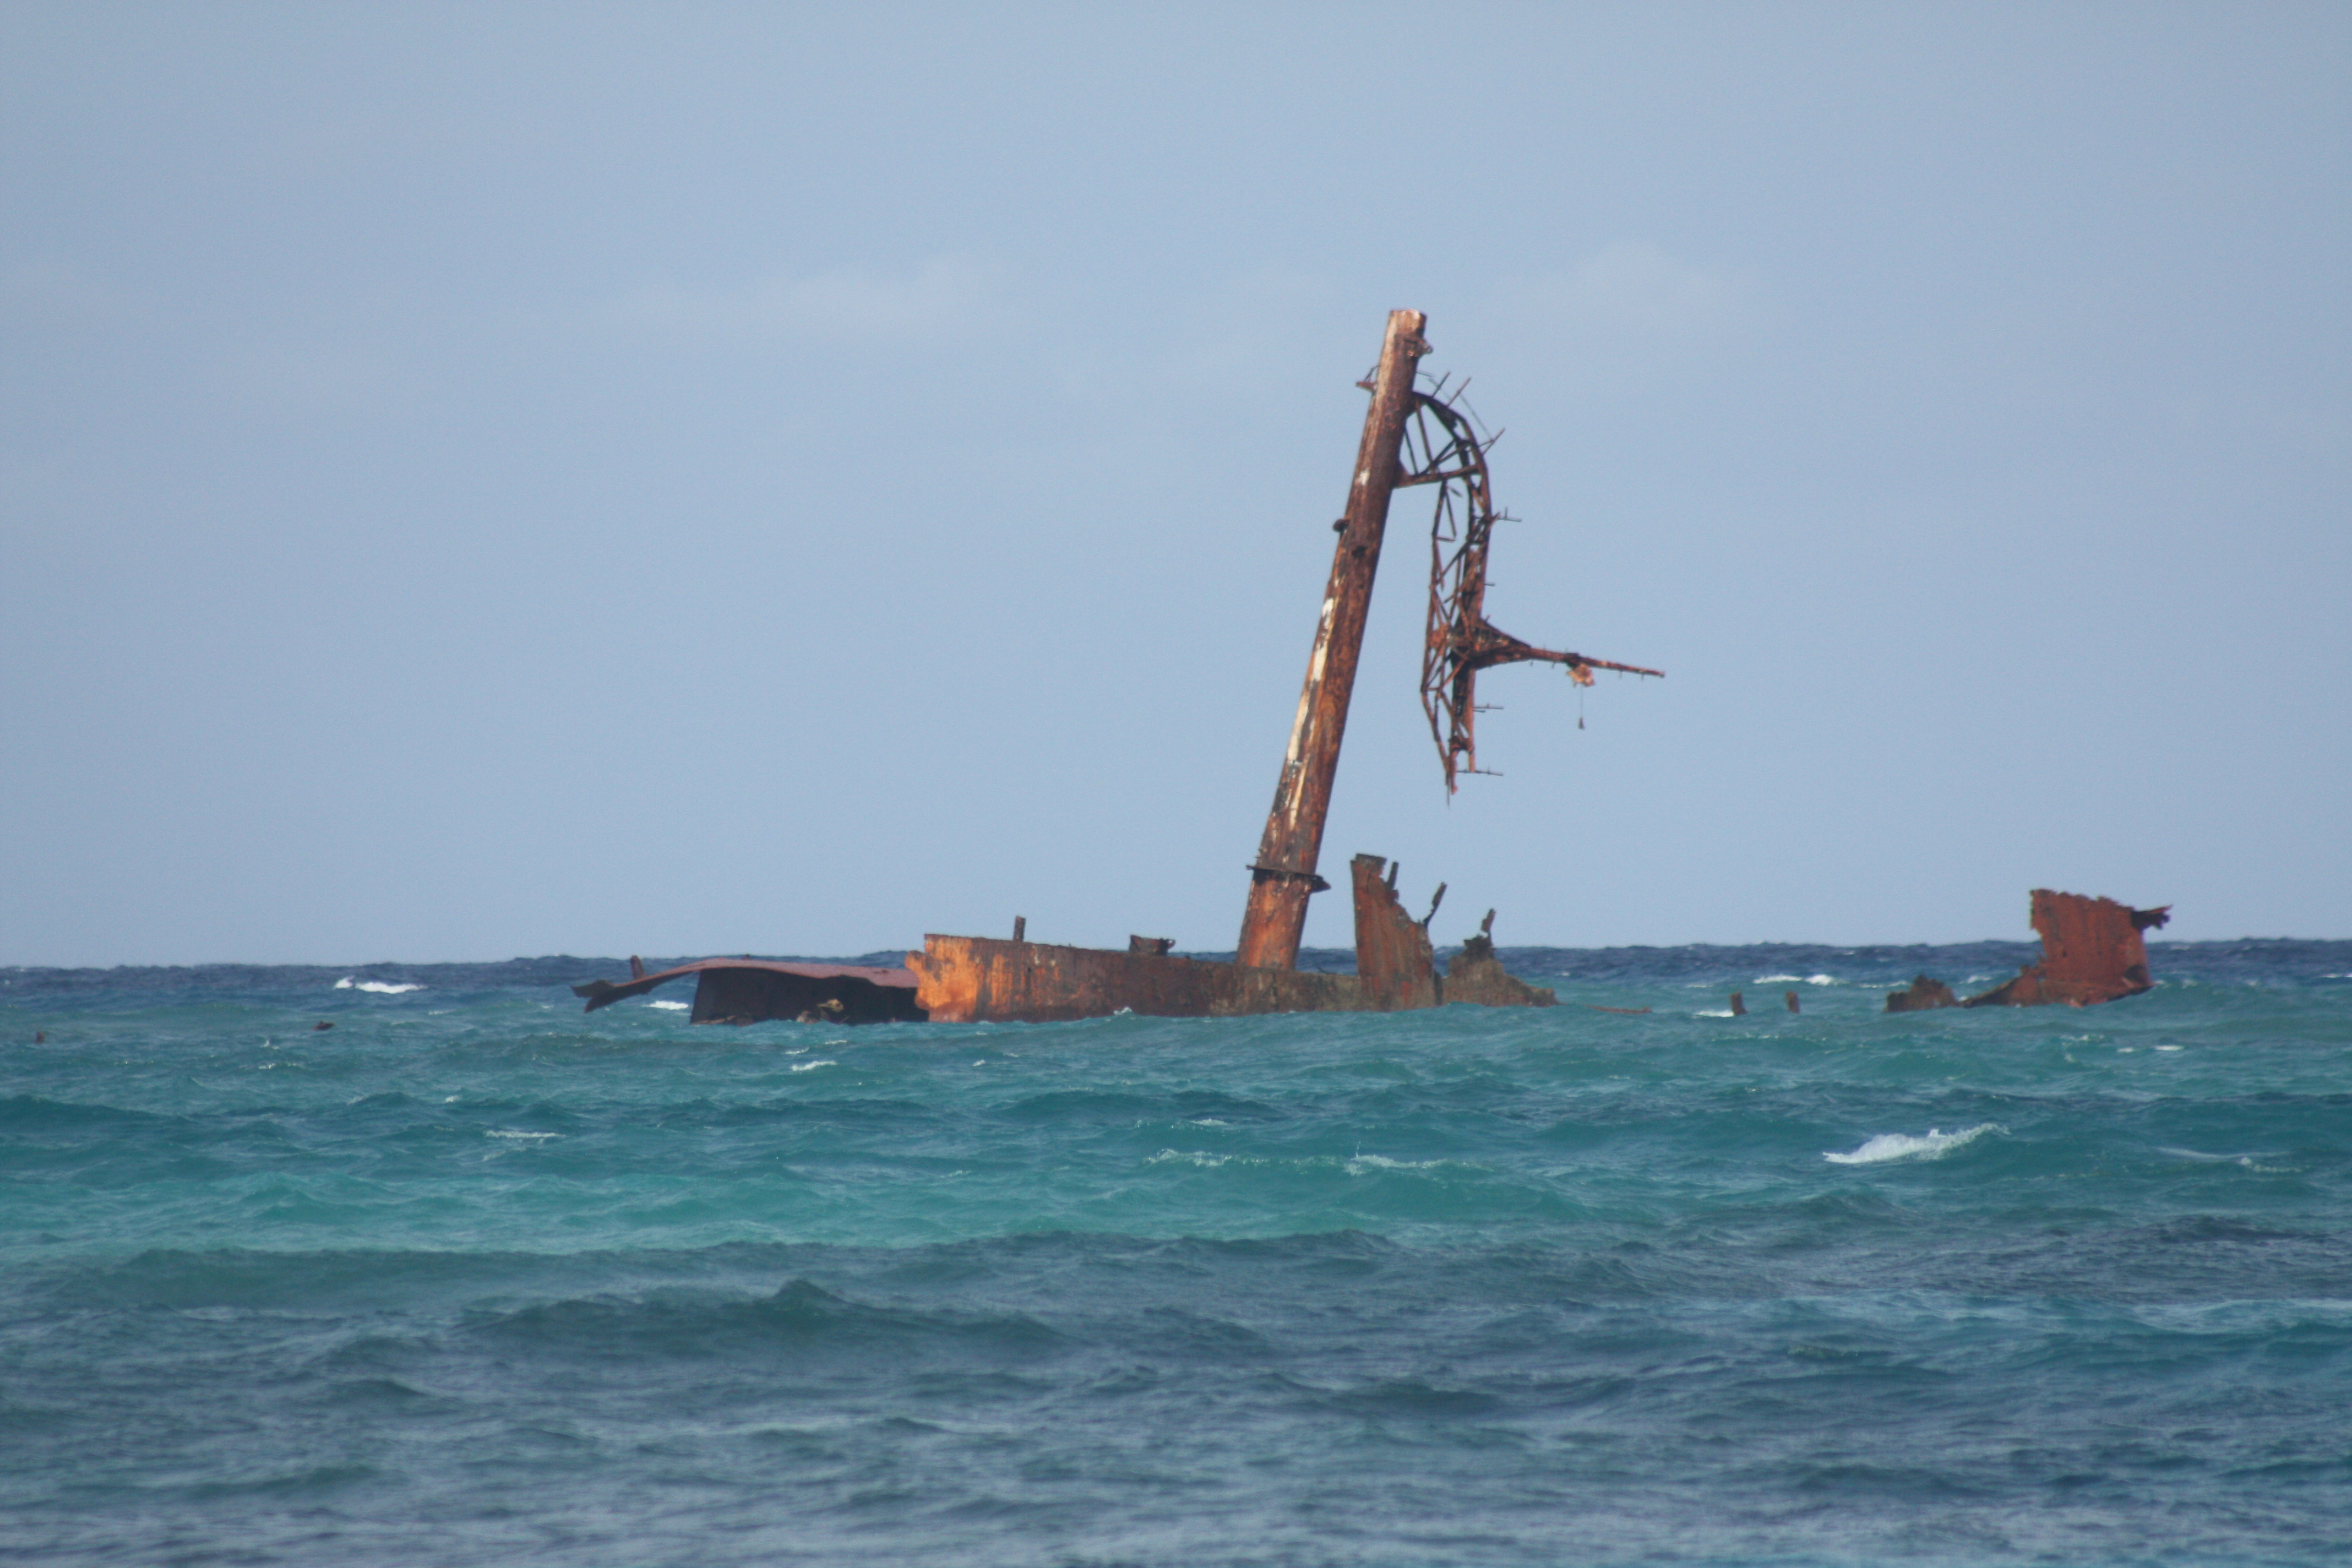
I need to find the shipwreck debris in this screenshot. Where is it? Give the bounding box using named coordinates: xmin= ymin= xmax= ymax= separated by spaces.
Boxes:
xmin=1439 ymin=910 xmax=1558 ymax=1010
xmin=1883 ymin=891 xmax=2171 ymax=1012
xmin=573 ymin=958 xmax=924 ymax=1025
xmin=577 ymin=309 xmax=1641 ymax=1027
xmin=1885 ymin=976 xmax=1958 ymax=1012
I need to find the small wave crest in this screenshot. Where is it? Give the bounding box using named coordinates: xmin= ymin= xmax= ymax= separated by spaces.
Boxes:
xmin=1823 ymin=1124 xmax=2001 ymax=1166
xmin=335 ymin=978 xmax=423 ymax=994
xmin=645 ymin=999 xmax=688 ymax=1011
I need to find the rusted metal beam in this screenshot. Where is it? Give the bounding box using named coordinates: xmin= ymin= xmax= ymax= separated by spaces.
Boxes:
xmin=1236 ymin=309 xmax=1431 ymax=970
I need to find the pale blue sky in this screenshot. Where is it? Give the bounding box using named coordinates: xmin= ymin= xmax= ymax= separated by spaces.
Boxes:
xmin=4 ymin=4 xmax=2346 ymax=964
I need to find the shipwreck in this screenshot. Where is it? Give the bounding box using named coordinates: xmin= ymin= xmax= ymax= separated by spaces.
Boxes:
xmin=575 ymin=309 xmax=1659 ymax=1026
xmin=1885 ymin=890 xmax=2171 ymax=1012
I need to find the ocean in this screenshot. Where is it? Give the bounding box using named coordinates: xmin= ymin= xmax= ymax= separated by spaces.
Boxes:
xmin=4 ymin=941 xmax=2348 ymax=1566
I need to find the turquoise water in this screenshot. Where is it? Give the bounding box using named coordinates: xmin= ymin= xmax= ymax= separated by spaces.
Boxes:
xmin=4 ymin=943 xmax=2348 ymax=1565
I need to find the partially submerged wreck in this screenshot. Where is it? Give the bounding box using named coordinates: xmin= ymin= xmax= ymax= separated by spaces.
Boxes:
xmin=576 ymin=309 xmax=1658 ymax=1026
xmin=1885 ymin=890 xmax=2171 ymax=1012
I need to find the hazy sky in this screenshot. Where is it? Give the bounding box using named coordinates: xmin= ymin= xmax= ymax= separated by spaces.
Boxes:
xmin=4 ymin=4 xmax=2346 ymax=965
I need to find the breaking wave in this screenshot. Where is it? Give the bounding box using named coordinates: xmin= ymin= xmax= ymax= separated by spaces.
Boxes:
xmin=1823 ymin=1124 xmax=2002 ymax=1166
xmin=335 ymin=978 xmax=423 ymax=994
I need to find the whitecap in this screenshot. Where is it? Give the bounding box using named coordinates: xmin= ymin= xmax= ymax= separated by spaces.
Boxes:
xmin=645 ymin=999 xmax=688 ymax=1011
xmin=1346 ymin=1154 xmax=1449 ymax=1175
xmin=790 ymin=1059 xmax=834 ymax=1072
xmin=334 ymin=978 xmax=353 ymax=989
xmin=1697 ymin=1009 xmax=1736 ymax=1018
xmin=341 ymin=980 xmax=422 ymax=994
xmin=2154 ymin=1045 xmax=2183 ymax=1052
xmin=1755 ymin=974 xmax=1801 ymax=984
xmin=1147 ymin=1148 xmax=1232 ymax=1168
xmin=1806 ymin=974 xmax=1836 ymax=986
xmin=487 ymin=1130 xmax=559 ymax=1141
xmin=1823 ymin=1124 xmax=2001 ymax=1165
xmin=1189 ymin=1118 xmax=1229 ymax=1127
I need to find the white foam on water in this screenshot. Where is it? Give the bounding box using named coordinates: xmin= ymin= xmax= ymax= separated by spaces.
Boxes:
xmin=1190 ymin=1118 xmax=1229 ymax=1127
xmin=2155 ymin=1044 xmax=2184 ymax=1052
xmin=1823 ymin=1123 xmax=2001 ymax=1165
xmin=1148 ymin=1149 xmax=1233 ymax=1168
xmin=646 ymin=999 xmax=688 ymax=1011
xmin=487 ymin=1130 xmax=559 ymax=1141
xmin=2157 ymin=1146 xmax=2277 ymax=1167
xmin=1345 ymin=1154 xmax=1450 ymax=1175
xmin=337 ymin=979 xmax=422 ymax=994
xmin=789 ymin=1059 xmax=834 ymax=1072
xmin=1696 ymin=1009 xmax=1736 ymax=1018
xmin=1755 ymin=974 xmax=1802 ymax=984
xmin=334 ymin=978 xmax=352 ymax=989
xmin=1807 ymin=974 xmax=1836 ymax=986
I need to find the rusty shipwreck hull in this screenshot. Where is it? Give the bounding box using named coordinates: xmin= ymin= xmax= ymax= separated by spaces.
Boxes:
xmin=908 ymin=853 xmax=1555 ymax=1024
xmin=1885 ymin=890 xmax=2171 ymax=1012
xmin=574 ymin=853 xmax=1557 ymax=1027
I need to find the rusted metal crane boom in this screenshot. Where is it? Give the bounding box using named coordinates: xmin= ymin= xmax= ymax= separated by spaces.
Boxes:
xmin=1235 ymin=309 xmax=1430 ymax=970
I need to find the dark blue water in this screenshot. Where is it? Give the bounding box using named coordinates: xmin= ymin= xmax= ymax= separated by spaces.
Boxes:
xmin=5 ymin=943 xmax=2349 ymax=1565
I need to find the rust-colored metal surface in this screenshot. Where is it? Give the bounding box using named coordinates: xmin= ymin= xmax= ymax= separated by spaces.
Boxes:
xmin=1882 ymin=891 xmax=2170 ymax=1012
xmin=1964 ymin=890 xmax=2169 ymax=1008
xmin=1351 ymin=854 xmax=1438 ymax=1010
xmin=910 ymin=863 xmax=1555 ymax=1023
xmin=1236 ymin=309 xmax=1430 ymax=971
xmin=573 ymin=958 xmax=924 ymax=1025
xmin=1404 ymin=383 xmax=1663 ymax=792
xmin=908 ymin=935 xmax=1367 ymax=1023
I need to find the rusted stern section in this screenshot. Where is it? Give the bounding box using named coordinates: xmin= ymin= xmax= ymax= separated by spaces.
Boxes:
xmin=1885 ymin=890 xmax=2170 ymax=1012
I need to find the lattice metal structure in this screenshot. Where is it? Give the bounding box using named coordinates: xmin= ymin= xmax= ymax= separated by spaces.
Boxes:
xmin=1403 ymin=380 xmax=1662 ymax=793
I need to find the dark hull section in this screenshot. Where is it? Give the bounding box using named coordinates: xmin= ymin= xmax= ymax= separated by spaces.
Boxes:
xmin=573 ymin=959 xmax=925 ymax=1025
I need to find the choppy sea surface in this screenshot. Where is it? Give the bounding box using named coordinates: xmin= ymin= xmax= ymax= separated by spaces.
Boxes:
xmin=4 ymin=940 xmax=2348 ymax=1567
